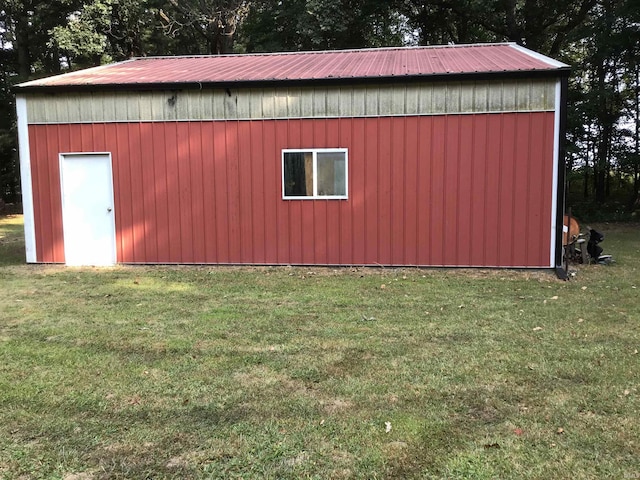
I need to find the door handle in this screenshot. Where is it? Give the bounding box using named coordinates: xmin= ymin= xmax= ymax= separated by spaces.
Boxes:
xmin=107 ymin=207 xmax=112 ymax=213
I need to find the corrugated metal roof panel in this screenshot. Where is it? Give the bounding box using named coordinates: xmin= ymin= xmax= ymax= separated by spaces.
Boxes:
xmin=17 ymin=43 xmax=569 ymax=90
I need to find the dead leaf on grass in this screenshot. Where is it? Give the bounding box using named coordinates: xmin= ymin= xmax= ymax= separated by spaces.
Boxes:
xmin=63 ymin=472 xmax=95 ymax=480
xmin=166 ymin=455 xmax=189 ymax=469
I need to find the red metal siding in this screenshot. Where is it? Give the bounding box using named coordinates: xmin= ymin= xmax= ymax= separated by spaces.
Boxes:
xmin=28 ymin=112 xmax=555 ymax=267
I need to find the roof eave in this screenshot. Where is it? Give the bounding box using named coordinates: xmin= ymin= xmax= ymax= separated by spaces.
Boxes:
xmin=12 ymin=67 xmax=571 ymax=94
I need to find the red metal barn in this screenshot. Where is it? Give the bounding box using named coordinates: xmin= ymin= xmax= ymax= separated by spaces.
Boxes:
xmin=15 ymin=44 xmax=569 ymax=270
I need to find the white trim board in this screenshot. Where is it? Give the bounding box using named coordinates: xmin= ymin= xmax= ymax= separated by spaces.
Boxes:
xmin=549 ymin=79 xmax=562 ymax=267
xmin=16 ymin=95 xmax=37 ymax=263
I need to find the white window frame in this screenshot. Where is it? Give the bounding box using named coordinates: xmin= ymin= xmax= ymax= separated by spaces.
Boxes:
xmin=282 ymin=148 xmax=348 ymax=200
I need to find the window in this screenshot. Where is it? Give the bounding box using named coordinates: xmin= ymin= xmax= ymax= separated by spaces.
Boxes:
xmin=282 ymin=149 xmax=348 ymax=199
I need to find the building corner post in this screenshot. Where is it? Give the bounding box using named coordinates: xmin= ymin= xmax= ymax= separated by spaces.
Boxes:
xmin=16 ymin=95 xmax=37 ymax=262
xmin=554 ymin=75 xmax=569 ymax=278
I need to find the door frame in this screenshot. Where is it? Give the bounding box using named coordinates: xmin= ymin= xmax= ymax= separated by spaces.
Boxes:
xmin=59 ymin=152 xmax=117 ymax=266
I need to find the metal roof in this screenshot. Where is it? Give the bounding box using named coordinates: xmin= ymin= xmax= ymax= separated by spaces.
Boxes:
xmin=16 ymin=43 xmax=569 ymax=91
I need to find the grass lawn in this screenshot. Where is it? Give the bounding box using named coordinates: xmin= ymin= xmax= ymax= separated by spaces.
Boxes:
xmin=1 ymin=215 xmax=639 ymax=479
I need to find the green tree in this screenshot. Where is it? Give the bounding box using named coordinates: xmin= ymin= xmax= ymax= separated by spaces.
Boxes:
xmin=239 ymin=0 xmax=407 ymax=52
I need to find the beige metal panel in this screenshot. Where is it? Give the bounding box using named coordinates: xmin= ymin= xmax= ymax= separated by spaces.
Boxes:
xmin=109 ymin=93 xmax=126 ymax=121
xmin=432 ymin=83 xmax=446 ymax=113
xmin=287 ymin=88 xmax=302 ymax=118
xmin=326 ymin=88 xmax=340 ymax=117
xmin=417 ymin=83 xmax=433 ymax=113
xmin=175 ymin=91 xmax=189 ymax=120
xmin=530 ymin=81 xmax=548 ymax=112
xmin=138 ymin=93 xmax=154 ymax=121
xmin=273 ymin=90 xmax=287 ymax=118
xmin=502 ymin=80 xmax=517 ymax=112
xmin=473 ymin=81 xmax=489 ymax=112
xmin=24 ymin=78 xmax=559 ymax=124
xmin=198 ymin=90 xmax=213 ymax=120
xmin=88 ymin=93 xmax=104 ymax=122
xmin=351 ymin=87 xmax=366 ymax=116
xmin=405 ymin=84 xmax=420 ymax=115
xmin=516 ymin=81 xmax=531 ymax=111
xmin=460 ymin=84 xmax=474 ymax=113
xmin=365 ymin=86 xmax=378 ymax=115
xmin=186 ymin=91 xmax=202 ymax=120
xmin=488 ymin=82 xmax=503 ymax=111
xmin=445 ymin=83 xmax=461 ymax=112
xmin=339 ymin=88 xmax=352 ymax=116
xmin=544 ymin=81 xmax=556 ymax=110
xmin=163 ymin=92 xmax=178 ymax=121
xmin=249 ymin=89 xmax=263 ymax=119
xmin=378 ymin=87 xmax=393 ymax=115
xmin=261 ymin=88 xmax=275 ymax=119
xmin=222 ymin=90 xmax=240 ymax=120
xmin=391 ymin=86 xmax=405 ymax=114
xmin=101 ymin=92 xmax=117 ymax=121
xmin=391 ymin=86 xmax=406 ymax=115
xmin=77 ymin=93 xmax=92 ymax=122
xmin=300 ymin=88 xmax=314 ymax=117
xmin=212 ymin=89 xmax=226 ymax=120
xmin=313 ymin=88 xmax=327 ymax=116
xmin=67 ymin=94 xmax=82 ymax=122
xmin=50 ymin=95 xmax=64 ymax=123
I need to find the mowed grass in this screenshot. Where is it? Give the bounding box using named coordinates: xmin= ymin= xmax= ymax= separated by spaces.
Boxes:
xmin=1 ymin=216 xmax=639 ymax=479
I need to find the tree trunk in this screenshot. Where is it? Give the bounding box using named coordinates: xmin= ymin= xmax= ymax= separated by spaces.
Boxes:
xmin=630 ymin=66 xmax=640 ymax=208
xmin=15 ymin=7 xmax=31 ymax=78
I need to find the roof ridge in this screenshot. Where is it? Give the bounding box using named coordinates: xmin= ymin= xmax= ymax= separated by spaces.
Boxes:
xmin=127 ymin=43 xmax=518 ymax=62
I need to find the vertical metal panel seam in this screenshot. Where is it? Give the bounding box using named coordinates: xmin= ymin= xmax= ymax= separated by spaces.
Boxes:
xmin=479 ymin=115 xmax=486 ymax=265
xmin=43 ymin=122 xmax=54 ymax=261
xmin=163 ymin=124 xmax=171 ymax=261
xmin=402 ymin=115 xmax=407 ymax=265
xmin=200 ymin=121 xmax=207 ymax=262
xmin=524 ymin=113 xmax=532 ymax=266
xmin=211 ymin=122 xmax=219 ymax=262
xmin=455 ymin=114 xmax=462 ymax=265
xmin=376 ymin=116 xmax=381 ymax=263
xmin=223 ymin=122 xmax=230 ymax=262
xmin=442 ymin=114 xmax=448 ymax=264
xmin=261 ymin=120 xmax=267 ymax=264
xmin=176 ymin=123 xmax=184 ymax=262
xmin=497 ymin=114 xmax=504 ymax=265
xmin=510 ymin=114 xmax=518 ymax=266
xmin=430 ymin=115 xmax=438 ymax=264
xmin=466 ymin=116 xmax=474 ymax=262
xmin=141 ymin=122 xmax=149 ymax=261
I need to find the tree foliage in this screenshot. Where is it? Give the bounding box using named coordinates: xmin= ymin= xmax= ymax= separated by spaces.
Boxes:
xmin=0 ymin=0 xmax=639 ymax=218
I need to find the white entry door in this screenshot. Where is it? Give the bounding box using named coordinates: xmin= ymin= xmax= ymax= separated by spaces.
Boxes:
xmin=60 ymin=153 xmax=116 ymax=266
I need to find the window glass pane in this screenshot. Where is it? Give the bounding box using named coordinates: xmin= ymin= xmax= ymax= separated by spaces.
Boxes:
xmin=284 ymin=152 xmax=313 ymax=196
xmin=317 ymin=152 xmax=346 ymax=196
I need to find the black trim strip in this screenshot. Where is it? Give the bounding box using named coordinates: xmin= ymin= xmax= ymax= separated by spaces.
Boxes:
xmin=13 ymin=68 xmax=570 ymax=94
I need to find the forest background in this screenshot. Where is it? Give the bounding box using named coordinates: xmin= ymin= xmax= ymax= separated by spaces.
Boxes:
xmin=1 ymin=0 xmax=639 ymax=221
